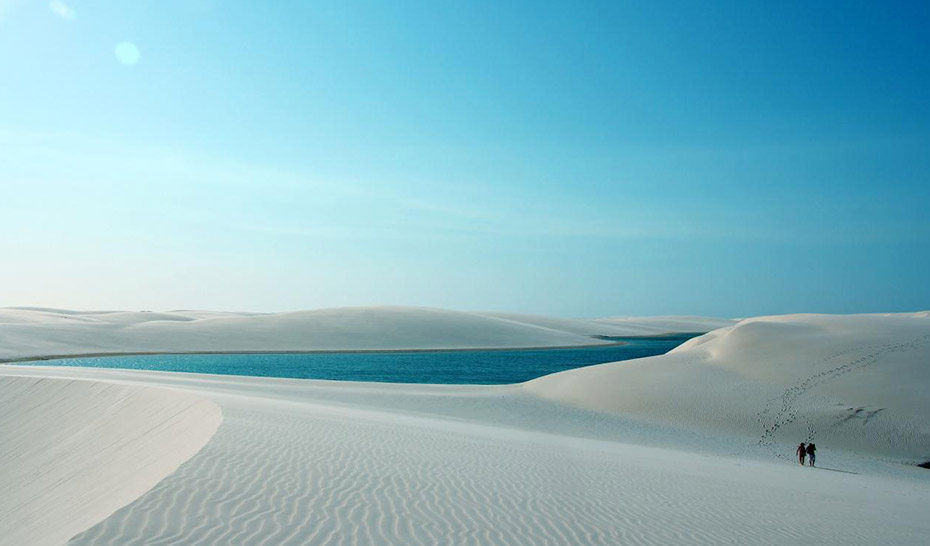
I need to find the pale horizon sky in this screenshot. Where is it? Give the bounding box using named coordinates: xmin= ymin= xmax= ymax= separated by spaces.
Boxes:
xmin=2 ymin=1 xmax=929 ymax=318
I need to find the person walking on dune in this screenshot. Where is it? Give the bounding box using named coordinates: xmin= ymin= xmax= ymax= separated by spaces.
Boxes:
xmin=796 ymin=442 xmax=807 ymax=465
xmin=806 ymin=443 xmax=816 ymax=466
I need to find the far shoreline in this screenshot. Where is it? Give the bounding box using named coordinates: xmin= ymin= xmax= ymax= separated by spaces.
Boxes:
xmin=0 ymin=340 xmax=634 ymax=365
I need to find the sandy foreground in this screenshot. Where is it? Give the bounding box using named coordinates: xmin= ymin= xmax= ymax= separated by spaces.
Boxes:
xmin=2 ymin=310 xmax=929 ymax=545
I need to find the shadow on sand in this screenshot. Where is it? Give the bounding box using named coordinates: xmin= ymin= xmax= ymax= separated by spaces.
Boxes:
xmin=812 ymin=466 xmax=860 ymax=475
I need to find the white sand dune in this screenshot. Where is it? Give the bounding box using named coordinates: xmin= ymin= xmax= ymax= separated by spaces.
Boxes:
xmin=475 ymin=312 xmax=735 ymax=337
xmin=3 ymin=311 xmax=930 ymax=545
xmin=527 ymin=312 xmax=930 ymax=460
xmin=0 ymin=307 xmax=591 ymax=361
xmin=2 ymin=364 xmax=928 ymax=546
xmin=591 ymin=315 xmax=738 ymax=335
xmin=0 ymin=306 xmax=731 ymax=362
xmin=0 ymin=373 xmax=221 ymax=546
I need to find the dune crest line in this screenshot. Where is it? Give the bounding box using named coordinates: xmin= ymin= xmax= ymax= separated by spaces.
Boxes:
xmin=0 ymin=374 xmax=223 ymax=546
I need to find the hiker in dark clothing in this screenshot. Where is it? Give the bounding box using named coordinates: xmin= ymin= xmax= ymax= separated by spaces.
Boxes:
xmin=806 ymin=443 xmax=817 ymax=466
xmin=796 ymin=442 xmax=807 ymax=465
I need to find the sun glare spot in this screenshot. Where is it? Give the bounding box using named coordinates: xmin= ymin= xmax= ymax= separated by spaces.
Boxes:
xmin=114 ymin=42 xmax=141 ymax=66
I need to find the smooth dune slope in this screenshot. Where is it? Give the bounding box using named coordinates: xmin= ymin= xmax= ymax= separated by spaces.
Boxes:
xmin=526 ymin=312 xmax=930 ymax=460
xmin=0 ymin=374 xmax=222 ymax=546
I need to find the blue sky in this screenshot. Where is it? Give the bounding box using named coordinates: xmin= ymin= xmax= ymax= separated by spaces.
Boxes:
xmin=2 ymin=1 xmax=928 ymax=317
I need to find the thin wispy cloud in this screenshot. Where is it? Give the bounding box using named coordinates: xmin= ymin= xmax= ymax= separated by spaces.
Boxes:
xmin=48 ymin=0 xmax=75 ymax=20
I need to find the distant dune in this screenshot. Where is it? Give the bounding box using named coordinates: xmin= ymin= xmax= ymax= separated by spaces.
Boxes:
xmin=590 ymin=315 xmax=739 ymax=335
xmin=0 ymin=306 xmax=733 ymax=361
xmin=474 ymin=312 xmax=734 ymax=337
xmin=526 ymin=311 xmax=930 ymax=459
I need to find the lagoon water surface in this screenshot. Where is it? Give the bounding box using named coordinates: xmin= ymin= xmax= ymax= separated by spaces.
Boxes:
xmin=34 ymin=335 xmax=699 ymax=384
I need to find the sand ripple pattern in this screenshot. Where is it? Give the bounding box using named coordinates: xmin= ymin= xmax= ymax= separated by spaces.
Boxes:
xmin=69 ymin=402 xmax=923 ymax=546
